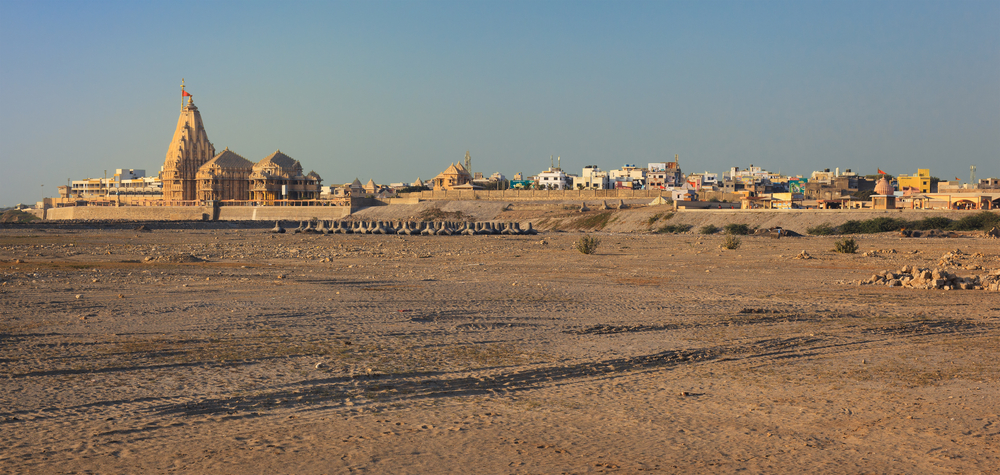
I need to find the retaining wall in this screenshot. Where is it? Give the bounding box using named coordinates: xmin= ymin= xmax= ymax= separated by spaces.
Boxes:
xmin=40 ymin=205 xmax=350 ymax=221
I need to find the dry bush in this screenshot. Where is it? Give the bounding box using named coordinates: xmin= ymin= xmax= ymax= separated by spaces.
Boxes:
xmin=834 ymin=237 xmax=859 ymax=253
xmin=576 ymin=235 xmax=601 ymax=254
xmin=722 ymin=233 xmax=741 ymax=250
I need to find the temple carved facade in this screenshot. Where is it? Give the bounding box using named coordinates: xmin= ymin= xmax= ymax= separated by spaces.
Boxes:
xmin=196 ymin=148 xmax=254 ymax=201
xmin=249 ymin=150 xmax=322 ymax=201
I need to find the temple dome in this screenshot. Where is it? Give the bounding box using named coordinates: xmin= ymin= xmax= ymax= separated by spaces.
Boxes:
xmin=875 ymin=177 xmax=894 ymax=196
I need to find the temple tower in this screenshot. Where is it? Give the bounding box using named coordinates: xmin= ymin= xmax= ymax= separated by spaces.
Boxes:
xmin=162 ymin=80 xmax=215 ymax=202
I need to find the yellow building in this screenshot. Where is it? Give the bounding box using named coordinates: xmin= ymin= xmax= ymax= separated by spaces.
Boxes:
xmin=897 ymin=169 xmax=931 ymax=193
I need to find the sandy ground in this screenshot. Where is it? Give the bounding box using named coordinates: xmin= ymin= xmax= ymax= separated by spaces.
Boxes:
xmin=1 ymin=223 xmax=999 ymax=474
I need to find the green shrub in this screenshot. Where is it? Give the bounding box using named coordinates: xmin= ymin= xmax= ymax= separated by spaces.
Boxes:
xmin=838 ymin=220 xmax=863 ymax=234
xmin=699 ymin=224 xmax=719 ymax=235
xmin=657 ymin=224 xmax=692 ymax=234
xmin=912 ymin=216 xmax=952 ymax=230
xmin=949 ymin=211 xmax=1000 ymax=231
xmin=865 ymin=217 xmax=909 ymax=233
xmin=723 ymin=223 xmax=752 ymax=235
xmin=834 ymin=237 xmax=859 ymax=254
xmin=807 ymin=223 xmax=836 ymax=235
xmin=838 ymin=217 xmax=907 ymax=234
xmin=722 ymin=234 xmax=741 ymax=249
xmin=576 ymin=235 xmax=601 ymax=255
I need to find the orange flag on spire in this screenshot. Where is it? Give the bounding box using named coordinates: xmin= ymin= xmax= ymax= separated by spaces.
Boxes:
xmin=182 ymin=90 xmax=191 ymax=97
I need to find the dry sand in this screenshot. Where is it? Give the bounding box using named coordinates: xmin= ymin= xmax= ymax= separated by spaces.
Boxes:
xmin=1 ymin=219 xmax=999 ymax=473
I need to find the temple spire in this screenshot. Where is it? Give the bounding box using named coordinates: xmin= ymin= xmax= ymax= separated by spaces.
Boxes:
xmin=162 ymin=83 xmax=214 ymax=202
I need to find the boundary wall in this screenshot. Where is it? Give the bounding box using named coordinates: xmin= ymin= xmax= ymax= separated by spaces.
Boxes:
xmin=38 ymin=206 xmax=350 ymax=221
xmin=400 ymin=189 xmax=687 ymax=201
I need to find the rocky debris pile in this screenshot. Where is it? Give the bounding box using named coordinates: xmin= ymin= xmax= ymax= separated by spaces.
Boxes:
xmin=270 ymin=220 xmax=539 ymax=236
xmin=144 ymin=254 xmax=205 ymax=263
xmin=987 ymin=227 xmax=1000 ymax=239
xmin=853 ymin=264 xmax=997 ymax=291
xmin=794 ymin=250 xmax=813 ymax=259
xmin=937 ymin=249 xmax=986 ymax=270
xmin=862 ymin=248 xmax=897 ymax=257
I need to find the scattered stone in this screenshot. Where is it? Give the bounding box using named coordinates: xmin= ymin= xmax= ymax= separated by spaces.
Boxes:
xmin=854 ymin=264 xmax=994 ymax=291
xmin=75 ymin=294 xmax=82 ymax=299
xmin=315 ymin=362 xmax=326 ymax=369
xmin=794 ymin=250 xmax=813 ymax=260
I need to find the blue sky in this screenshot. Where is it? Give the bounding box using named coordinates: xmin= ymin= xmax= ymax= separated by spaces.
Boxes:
xmin=1 ymin=0 xmax=997 ymax=205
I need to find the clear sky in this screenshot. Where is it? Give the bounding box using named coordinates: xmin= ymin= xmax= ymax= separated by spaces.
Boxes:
xmin=1 ymin=0 xmax=997 ymax=205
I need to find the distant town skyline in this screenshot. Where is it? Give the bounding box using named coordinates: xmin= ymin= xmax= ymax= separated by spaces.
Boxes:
xmin=1 ymin=0 xmax=997 ymax=206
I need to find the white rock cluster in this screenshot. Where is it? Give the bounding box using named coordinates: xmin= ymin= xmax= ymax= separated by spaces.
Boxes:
xmin=856 ymin=265 xmax=999 ymax=291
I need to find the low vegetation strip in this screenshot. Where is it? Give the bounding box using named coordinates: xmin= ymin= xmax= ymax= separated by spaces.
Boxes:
xmin=808 ymin=211 xmax=1000 ymax=235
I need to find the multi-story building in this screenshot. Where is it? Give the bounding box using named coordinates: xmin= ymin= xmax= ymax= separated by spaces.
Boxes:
xmin=646 ymin=156 xmax=684 ymax=190
xmin=897 ymin=169 xmax=932 ymax=193
xmin=685 ymin=171 xmax=718 ymax=191
xmin=537 ymin=167 xmax=570 ymax=190
xmin=608 ymin=164 xmax=646 ymax=189
xmin=69 ymin=169 xmax=163 ymax=200
xmin=576 ymin=166 xmax=610 ymax=189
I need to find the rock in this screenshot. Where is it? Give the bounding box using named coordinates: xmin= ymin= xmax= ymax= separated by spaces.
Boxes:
xmin=75 ymin=294 xmax=82 ymax=299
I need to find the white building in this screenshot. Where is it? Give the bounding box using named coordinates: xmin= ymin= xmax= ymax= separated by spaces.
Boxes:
xmin=686 ymin=171 xmax=719 ymax=190
xmin=608 ymin=164 xmax=646 ymax=189
xmin=537 ymin=167 xmax=570 ymax=190
xmin=576 ymin=166 xmax=610 ymax=189
xmin=70 ymin=168 xmax=162 ymax=199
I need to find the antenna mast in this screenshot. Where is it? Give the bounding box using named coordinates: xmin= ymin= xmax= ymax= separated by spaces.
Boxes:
xmin=464 ymin=151 xmax=471 ymax=173
xmin=971 ymin=165 xmax=977 ymax=185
